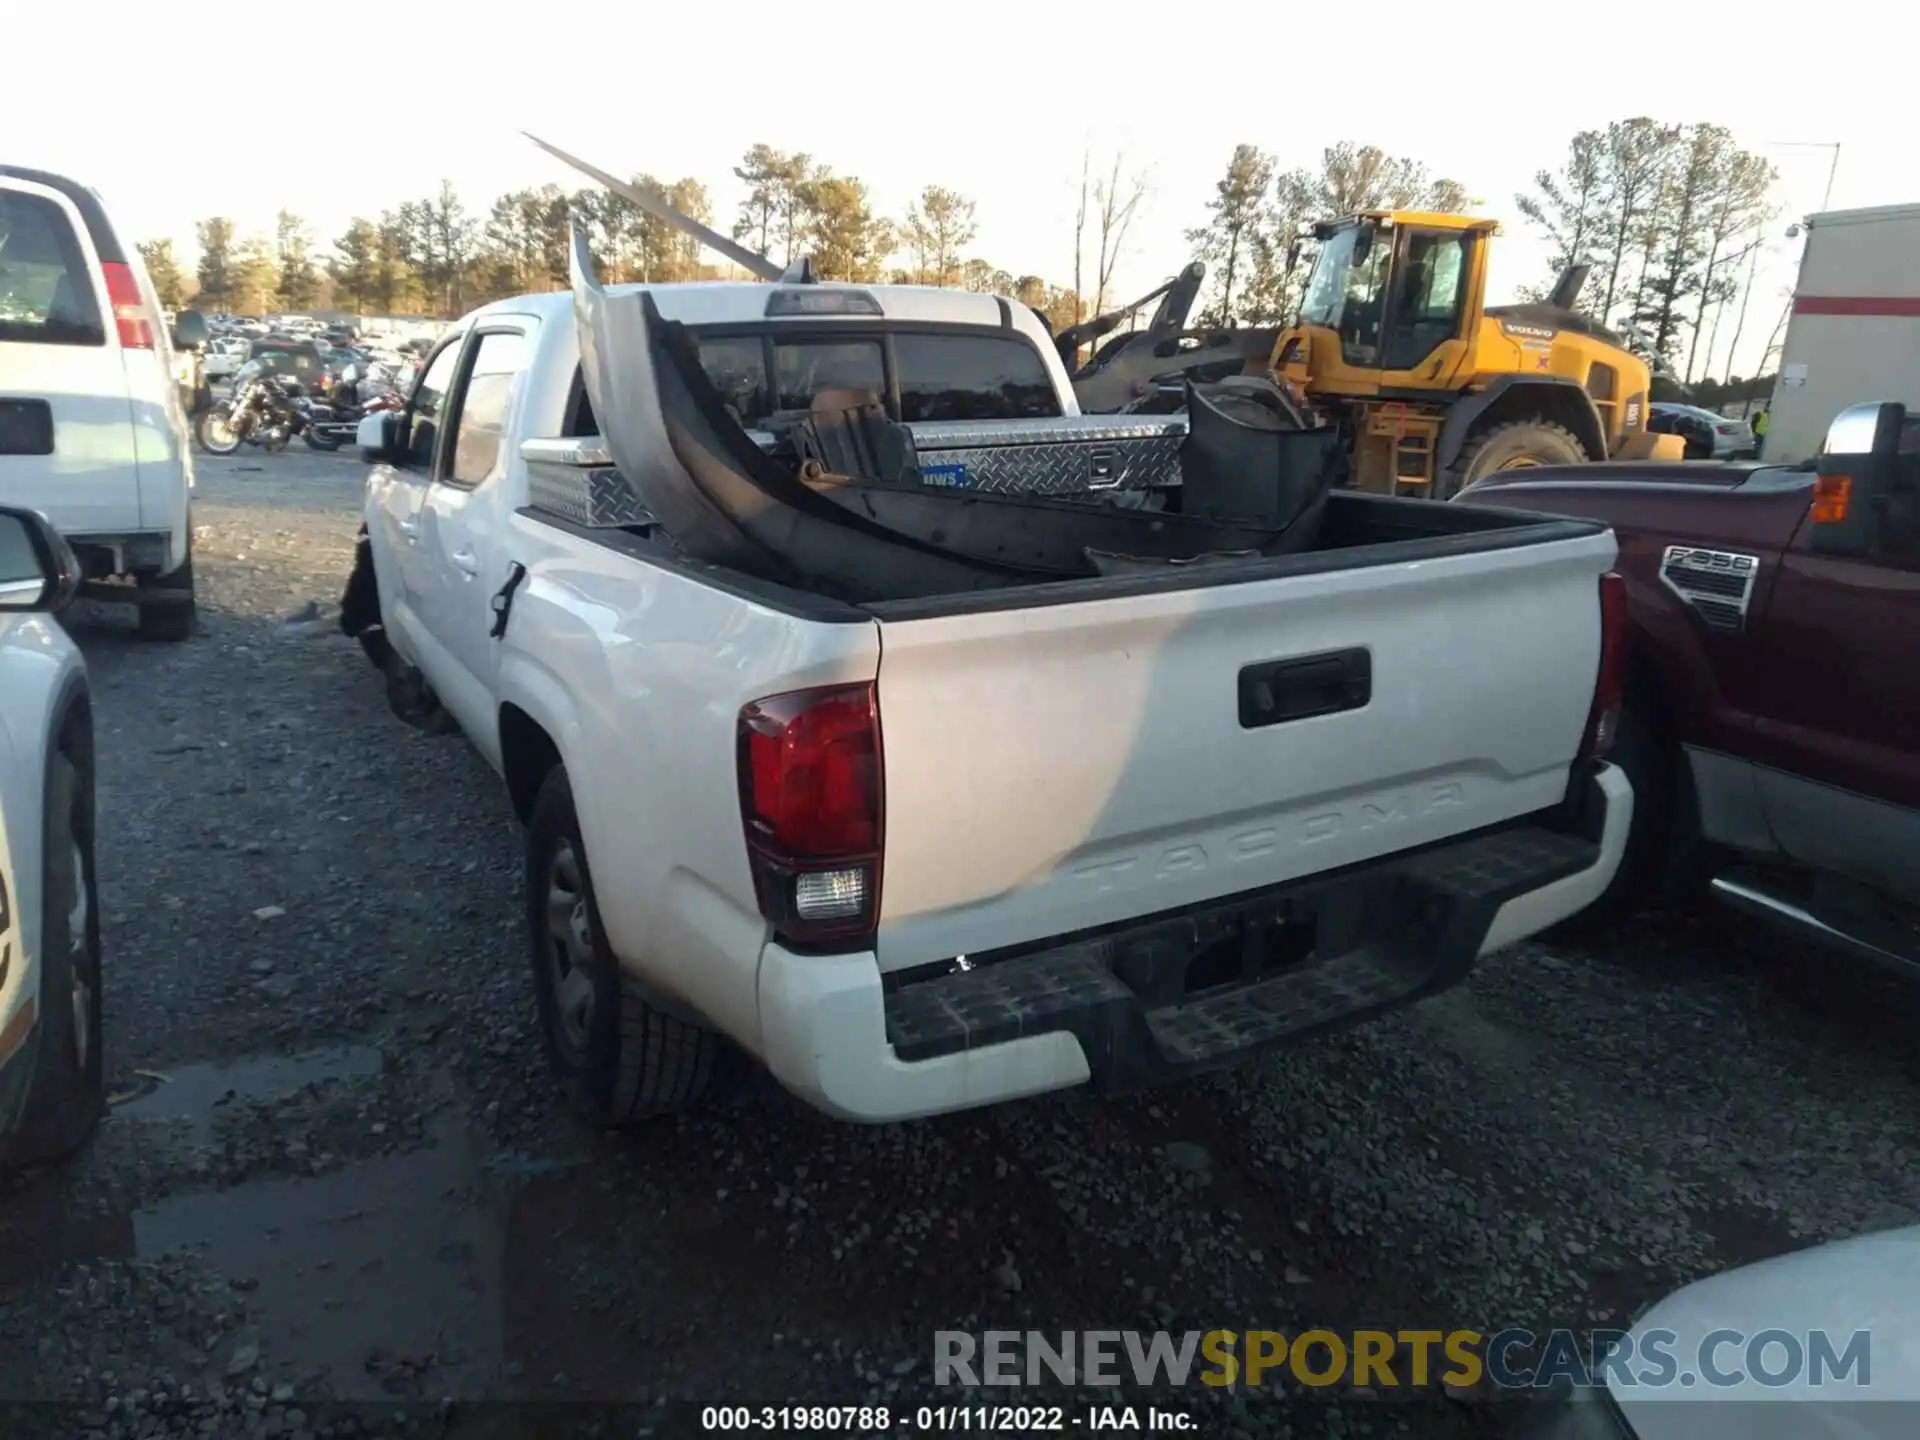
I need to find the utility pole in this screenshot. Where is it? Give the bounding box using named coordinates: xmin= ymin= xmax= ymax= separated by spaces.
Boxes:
xmin=1761 ymin=139 xmax=1843 ymax=211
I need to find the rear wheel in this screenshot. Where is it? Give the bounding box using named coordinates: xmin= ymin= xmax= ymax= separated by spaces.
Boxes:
xmin=526 ymin=768 xmax=721 ymax=1125
xmin=3 ymin=745 xmax=104 ymax=1170
xmin=305 ymin=427 xmax=343 ymax=452
xmin=1452 ymin=418 xmax=1587 ymax=492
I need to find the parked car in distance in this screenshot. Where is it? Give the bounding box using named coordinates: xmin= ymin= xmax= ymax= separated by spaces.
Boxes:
xmin=0 ymin=505 xmax=103 ymax=1170
xmin=1458 ymin=400 xmax=1920 ymax=974
xmin=204 ymin=337 xmax=249 ymax=382
xmin=342 ymin=275 xmax=1634 ymax=1128
xmin=1650 ymin=402 xmax=1757 ymax=460
xmin=0 ymin=164 xmax=201 ymax=640
xmin=243 ymin=336 xmax=325 ymax=393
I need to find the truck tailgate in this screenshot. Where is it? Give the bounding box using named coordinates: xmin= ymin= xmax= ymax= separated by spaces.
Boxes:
xmin=872 ymin=531 xmax=1615 ymax=971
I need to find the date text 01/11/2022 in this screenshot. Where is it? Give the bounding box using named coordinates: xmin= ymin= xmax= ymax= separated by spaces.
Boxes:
xmin=698 ymin=1405 xmax=1197 ymax=1432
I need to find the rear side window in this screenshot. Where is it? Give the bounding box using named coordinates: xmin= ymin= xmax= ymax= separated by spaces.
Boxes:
xmin=0 ymin=189 xmax=104 ymax=346
xmin=447 ymin=331 xmax=531 ymax=486
xmin=894 ymin=333 xmax=1060 ymax=422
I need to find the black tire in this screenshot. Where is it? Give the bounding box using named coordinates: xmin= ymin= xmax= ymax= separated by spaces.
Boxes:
xmin=3 ymin=745 xmax=105 ymax=1169
xmin=136 ymin=557 xmax=196 ymax=642
xmin=305 ymin=426 xmax=343 ymax=452
xmin=358 ymin=628 xmax=396 ymax=673
xmin=195 ymin=406 xmax=243 ymax=456
xmin=525 ymin=767 xmax=720 ymax=1125
xmin=1453 ymin=418 xmax=1588 ymax=491
xmin=383 ymin=664 xmax=460 ymax=735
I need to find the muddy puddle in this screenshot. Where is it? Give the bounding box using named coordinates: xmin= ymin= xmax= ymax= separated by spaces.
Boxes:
xmin=136 ymin=1111 xmax=505 ymax=1396
xmin=114 ymin=1044 xmax=387 ymax=1142
xmin=6 ymin=1046 xmax=539 ymax=1398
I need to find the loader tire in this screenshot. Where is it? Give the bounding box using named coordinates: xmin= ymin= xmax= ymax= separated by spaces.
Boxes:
xmin=1453 ymin=419 xmax=1588 ymax=492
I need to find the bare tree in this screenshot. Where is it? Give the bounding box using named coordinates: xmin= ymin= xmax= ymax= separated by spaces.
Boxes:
xmin=1685 ymin=148 xmax=1775 ymax=383
xmin=1720 ymin=225 xmax=1770 ymax=386
xmin=1090 ymin=153 xmax=1149 ymax=317
xmin=1594 ymin=119 xmax=1684 ymax=324
xmin=1071 ymin=150 xmax=1089 ymax=328
xmin=1516 ymin=130 xmax=1607 ymax=311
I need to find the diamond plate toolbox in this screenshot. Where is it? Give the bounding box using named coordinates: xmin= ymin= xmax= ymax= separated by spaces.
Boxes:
xmin=522 ymin=439 xmax=654 ymax=528
xmin=908 ymin=416 xmax=1187 ymax=496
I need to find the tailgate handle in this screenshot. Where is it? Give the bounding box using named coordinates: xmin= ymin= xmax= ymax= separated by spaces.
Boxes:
xmin=1239 ymin=648 xmax=1372 ymax=729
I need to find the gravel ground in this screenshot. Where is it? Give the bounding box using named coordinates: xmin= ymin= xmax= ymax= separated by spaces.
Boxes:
xmin=1 ymin=447 xmax=1916 ymax=1438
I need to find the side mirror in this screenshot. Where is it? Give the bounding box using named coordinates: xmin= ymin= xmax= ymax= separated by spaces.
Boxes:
xmin=172 ymin=310 xmax=209 ymax=352
xmin=1809 ymin=401 xmax=1905 ymax=555
xmin=0 ymin=506 xmax=81 ymax=613
xmin=358 ymin=409 xmax=403 ymax=463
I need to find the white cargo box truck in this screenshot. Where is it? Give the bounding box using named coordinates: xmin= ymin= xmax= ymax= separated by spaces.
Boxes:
xmin=1765 ymin=203 xmax=1920 ymax=463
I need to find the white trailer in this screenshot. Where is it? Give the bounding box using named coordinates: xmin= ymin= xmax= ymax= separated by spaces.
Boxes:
xmin=1765 ymin=203 xmax=1920 ymax=464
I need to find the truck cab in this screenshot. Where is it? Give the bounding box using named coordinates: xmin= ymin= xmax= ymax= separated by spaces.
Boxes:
xmin=1458 ymin=401 xmax=1920 ymax=972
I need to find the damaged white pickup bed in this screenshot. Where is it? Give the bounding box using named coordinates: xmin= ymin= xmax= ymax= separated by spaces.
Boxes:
xmin=344 ymin=266 xmax=1632 ymax=1126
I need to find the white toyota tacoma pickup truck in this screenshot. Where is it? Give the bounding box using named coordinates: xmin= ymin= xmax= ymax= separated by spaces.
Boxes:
xmin=343 ymin=264 xmax=1632 ymax=1126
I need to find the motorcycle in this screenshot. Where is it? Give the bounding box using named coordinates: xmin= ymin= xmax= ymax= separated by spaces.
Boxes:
xmin=303 ymin=365 xmax=406 ymax=451
xmin=195 ymin=363 xmax=306 ymax=456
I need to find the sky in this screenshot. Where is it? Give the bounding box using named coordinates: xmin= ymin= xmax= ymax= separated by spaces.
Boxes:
xmin=8 ymin=0 xmax=1903 ymax=380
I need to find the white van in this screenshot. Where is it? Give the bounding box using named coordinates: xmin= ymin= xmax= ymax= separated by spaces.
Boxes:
xmin=0 ymin=164 xmax=202 ymax=640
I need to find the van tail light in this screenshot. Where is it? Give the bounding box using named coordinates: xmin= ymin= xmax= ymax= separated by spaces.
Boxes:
xmin=1578 ymin=572 xmax=1629 ymax=763
xmin=737 ymin=683 xmax=883 ymax=949
xmin=101 ymin=263 xmax=155 ymax=349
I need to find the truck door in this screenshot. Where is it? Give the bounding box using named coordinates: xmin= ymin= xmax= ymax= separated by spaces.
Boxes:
xmin=1375 ymin=226 xmax=1478 ymax=386
xmin=1744 ymin=504 xmax=1920 ymax=896
xmin=367 ymin=337 xmax=461 ymax=667
xmin=412 ymin=323 xmax=536 ymax=759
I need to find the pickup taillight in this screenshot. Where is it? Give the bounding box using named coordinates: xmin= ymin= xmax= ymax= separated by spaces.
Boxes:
xmin=737 ymin=683 xmax=883 ymax=949
xmin=1578 ymin=572 xmax=1629 ymax=763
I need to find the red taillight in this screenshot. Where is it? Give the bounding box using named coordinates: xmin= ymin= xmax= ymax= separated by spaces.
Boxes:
xmin=101 ymin=263 xmax=155 ymax=349
xmin=1579 ymin=572 xmax=1629 ymax=763
xmin=737 ymin=683 xmax=883 ymax=947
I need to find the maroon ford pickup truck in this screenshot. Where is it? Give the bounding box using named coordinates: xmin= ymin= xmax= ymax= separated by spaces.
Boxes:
xmin=1457 ymin=401 xmax=1920 ymax=972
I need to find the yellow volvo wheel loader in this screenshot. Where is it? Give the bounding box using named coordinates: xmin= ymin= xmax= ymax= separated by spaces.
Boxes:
xmin=1267 ymin=212 xmax=1682 ymax=498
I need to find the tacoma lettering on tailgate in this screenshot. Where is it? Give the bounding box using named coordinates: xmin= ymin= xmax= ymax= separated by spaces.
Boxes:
xmin=1070 ymin=782 xmax=1468 ymax=893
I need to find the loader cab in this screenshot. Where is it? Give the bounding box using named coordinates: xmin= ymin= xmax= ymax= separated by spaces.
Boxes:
xmin=1276 ymin=212 xmax=1496 ymax=397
